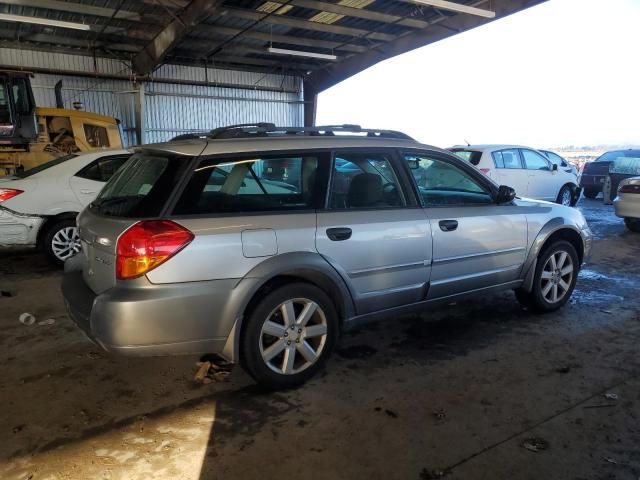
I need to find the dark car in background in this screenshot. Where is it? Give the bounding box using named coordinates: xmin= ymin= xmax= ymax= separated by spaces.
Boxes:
xmin=580 ymin=150 xmax=640 ymax=199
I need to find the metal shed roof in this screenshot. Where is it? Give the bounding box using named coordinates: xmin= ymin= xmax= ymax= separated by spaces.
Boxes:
xmin=0 ymin=0 xmax=545 ymax=93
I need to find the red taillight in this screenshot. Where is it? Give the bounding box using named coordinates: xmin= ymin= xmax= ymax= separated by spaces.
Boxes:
xmin=619 ymin=184 xmax=640 ymax=194
xmin=479 ymin=168 xmax=491 ymax=175
xmin=116 ymin=220 xmax=194 ymax=280
xmin=0 ymin=188 xmax=23 ymax=202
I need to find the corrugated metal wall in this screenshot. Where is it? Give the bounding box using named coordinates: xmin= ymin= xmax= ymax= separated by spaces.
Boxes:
xmin=0 ymin=48 xmax=304 ymax=147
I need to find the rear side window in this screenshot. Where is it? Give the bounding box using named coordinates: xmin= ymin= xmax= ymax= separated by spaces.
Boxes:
xmin=492 ymin=149 xmax=522 ymax=169
xmin=450 ymin=149 xmax=482 ymax=166
xmin=173 ymin=154 xmax=326 ymax=215
xmin=90 ymin=153 xmax=188 ymax=217
xmin=75 ymin=154 xmax=130 ymax=182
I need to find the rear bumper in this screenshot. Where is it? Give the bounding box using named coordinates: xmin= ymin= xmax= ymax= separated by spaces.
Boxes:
xmin=0 ymin=207 xmax=43 ymax=247
xmin=579 ymin=175 xmax=606 ymax=190
xmin=613 ymin=196 xmax=640 ymax=219
xmin=62 ymin=271 xmax=240 ymax=357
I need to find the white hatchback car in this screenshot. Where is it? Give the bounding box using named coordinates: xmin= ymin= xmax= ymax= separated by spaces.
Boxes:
xmin=0 ymin=149 xmax=131 ymax=264
xmin=450 ymin=145 xmax=580 ymax=206
xmin=614 ymin=176 xmax=640 ymax=232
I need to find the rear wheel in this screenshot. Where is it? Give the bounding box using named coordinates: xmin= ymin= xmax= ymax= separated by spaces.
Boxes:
xmin=556 ymin=185 xmax=573 ymax=206
xmin=624 ymin=218 xmax=640 ymax=233
xmin=515 ymin=241 xmax=579 ymax=313
xmin=43 ymin=218 xmax=80 ymax=266
xmin=241 ymin=283 xmax=338 ymax=389
xmin=583 ymin=187 xmax=599 ymax=199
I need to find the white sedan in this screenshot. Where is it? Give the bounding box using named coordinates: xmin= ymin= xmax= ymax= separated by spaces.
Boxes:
xmin=450 ymin=145 xmax=580 ymax=206
xmin=0 ymin=149 xmax=131 ymax=264
xmin=614 ymin=176 xmax=640 ymax=232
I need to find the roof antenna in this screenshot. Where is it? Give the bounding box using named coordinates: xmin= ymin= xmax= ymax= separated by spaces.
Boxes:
xmin=464 ymin=138 xmax=470 ymax=146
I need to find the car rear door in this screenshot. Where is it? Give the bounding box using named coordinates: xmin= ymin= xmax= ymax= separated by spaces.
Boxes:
xmin=489 ymin=149 xmax=528 ymax=197
xmin=69 ymin=153 xmax=130 ymax=206
xmin=402 ymin=151 xmax=527 ymax=299
xmin=315 ymin=150 xmax=432 ymax=315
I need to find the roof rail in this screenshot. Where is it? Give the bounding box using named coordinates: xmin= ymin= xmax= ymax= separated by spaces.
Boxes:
xmin=205 ymin=124 xmax=414 ymax=140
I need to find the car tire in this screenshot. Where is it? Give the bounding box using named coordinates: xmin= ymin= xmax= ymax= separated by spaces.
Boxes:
xmin=583 ymin=188 xmax=599 ymax=199
xmin=241 ymin=282 xmax=339 ymax=390
xmin=515 ymin=240 xmax=579 ymax=313
xmin=624 ymin=218 xmax=640 ymax=233
xmin=556 ymin=185 xmax=573 ymax=206
xmin=43 ymin=218 xmax=81 ymax=266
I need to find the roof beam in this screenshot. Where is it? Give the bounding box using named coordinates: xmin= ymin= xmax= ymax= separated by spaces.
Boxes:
xmin=132 ymin=0 xmax=225 ymax=75
xmin=190 ymin=25 xmax=369 ymax=53
xmin=0 ymin=0 xmax=163 ymax=23
xmin=288 ymin=0 xmax=431 ymax=29
xmin=219 ymin=7 xmax=397 ymax=42
xmin=308 ymin=0 xmax=544 ymax=92
xmin=401 ymin=0 xmax=495 ymax=18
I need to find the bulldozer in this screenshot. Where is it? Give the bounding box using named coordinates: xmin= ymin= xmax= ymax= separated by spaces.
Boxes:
xmin=0 ymin=70 xmax=124 ymax=176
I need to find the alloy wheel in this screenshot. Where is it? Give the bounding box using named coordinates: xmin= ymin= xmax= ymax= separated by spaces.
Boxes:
xmin=259 ymin=298 xmax=328 ymax=375
xmin=51 ymin=226 xmax=81 ymax=262
xmin=561 ymin=189 xmax=572 ymax=206
xmin=540 ymin=250 xmax=574 ymax=303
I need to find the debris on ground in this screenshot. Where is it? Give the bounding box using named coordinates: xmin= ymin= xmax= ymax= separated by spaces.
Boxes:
xmin=603 ymin=393 xmax=618 ymax=401
xmin=583 ymin=404 xmax=617 ymax=409
xmin=1 ymin=290 xmax=13 ymax=297
xmin=336 ymin=345 xmax=377 ymax=359
xmin=432 ymin=408 xmax=447 ymax=420
xmin=384 ymin=409 xmax=398 ymax=418
xmin=18 ymin=313 xmax=35 ymax=326
xmin=601 ymin=309 xmax=613 ymax=315
xmin=555 ymin=365 xmax=571 ymax=374
xmin=604 ymin=457 xmax=617 ymax=464
xmin=194 ymin=355 xmax=234 ymax=384
xmin=419 ymin=467 xmax=451 ymax=479
xmin=37 ymin=318 xmax=55 ymax=326
xmin=522 ymin=438 xmax=549 ymax=452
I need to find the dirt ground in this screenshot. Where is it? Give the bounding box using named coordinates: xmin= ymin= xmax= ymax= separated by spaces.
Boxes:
xmin=1 ymin=199 xmax=639 ymax=480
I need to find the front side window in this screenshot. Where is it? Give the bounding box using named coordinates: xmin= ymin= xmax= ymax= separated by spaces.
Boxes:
xmin=522 ymin=149 xmax=550 ymax=170
xmin=329 ymin=153 xmax=404 ymax=209
xmin=492 ymin=149 xmax=522 ymax=169
xmin=76 ymin=154 xmax=130 ymax=182
xmin=12 ymin=79 xmax=31 ymax=115
xmin=0 ymin=80 xmax=13 ymax=132
xmin=84 ymin=124 xmax=110 ymax=148
xmin=173 ymin=154 xmax=324 ymax=215
xmin=405 ymin=154 xmax=493 ymax=206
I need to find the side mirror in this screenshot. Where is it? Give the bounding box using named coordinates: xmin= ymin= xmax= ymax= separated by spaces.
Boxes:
xmin=496 ymin=185 xmax=516 ymax=204
xmin=551 ymin=163 xmax=558 ymax=172
xmin=406 ymin=159 xmax=420 ymax=170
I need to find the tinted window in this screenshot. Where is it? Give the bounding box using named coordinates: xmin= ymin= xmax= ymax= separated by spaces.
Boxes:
xmin=84 ymin=124 xmax=110 ymax=148
xmin=0 ymin=80 xmax=12 ymax=128
xmin=450 ymin=149 xmax=483 ymax=166
xmin=405 ymin=154 xmax=493 ymax=206
xmin=598 ymin=150 xmax=640 ymax=161
xmin=492 ymin=149 xmax=522 ymax=169
xmin=12 ymin=78 xmax=31 ymax=114
xmin=330 ymin=153 xmax=404 ymax=209
xmin=522 ymin=149 xmax=550 ymax=170
xmin=91 ymin=153 xmax=188 ymax=217
xmin=174 ymin=154 xmax=324 ymax=215
xmin=76 ymin=155 xmax=130 ymax=182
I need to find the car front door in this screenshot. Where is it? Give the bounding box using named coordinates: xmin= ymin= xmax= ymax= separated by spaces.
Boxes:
xmin=521 ymin=149 xmax=558 ymax=201
xmin=69 ymin=154 xmax=130 ymax=206
xmin=403 ymin=152 xmax=528 ymax=300
xmin=315 ymin=150 xmax=432 ymax=315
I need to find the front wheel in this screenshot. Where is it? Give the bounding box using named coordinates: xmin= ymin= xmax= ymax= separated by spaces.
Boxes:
xmin=241 ymin=283 xmax=339 ymax=389
xmin=43 ymin=218 xmax=81 ymax=266
xmin=624 ymin=218 xmax=640 ymax=233
xmin=556 ymin=185 xmax=573 ymax=206
xmin=515 ymin=241 xmax=579 ymax=313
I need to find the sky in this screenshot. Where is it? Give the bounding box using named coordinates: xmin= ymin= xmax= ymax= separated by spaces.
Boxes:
xmin=316 ymin=0 xmax=640 ymax=149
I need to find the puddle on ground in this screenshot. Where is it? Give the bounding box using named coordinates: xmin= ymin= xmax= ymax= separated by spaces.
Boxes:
xmin=579 ymin=269 xmax=617 ymax=282
xmin=571 ymin=289 xmax=624 ymax=306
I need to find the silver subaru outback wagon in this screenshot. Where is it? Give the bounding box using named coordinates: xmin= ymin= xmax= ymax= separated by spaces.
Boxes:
xmin=62 ymin=124 xmax=593 ymax=389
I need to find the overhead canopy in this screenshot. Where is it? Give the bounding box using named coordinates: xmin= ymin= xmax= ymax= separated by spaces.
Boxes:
xmin=0 ymin=0 xmax=545 ymax=92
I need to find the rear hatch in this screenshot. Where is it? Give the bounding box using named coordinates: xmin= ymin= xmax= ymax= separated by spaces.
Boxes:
xmin=78 ymin=152 xmax=191 ymax=294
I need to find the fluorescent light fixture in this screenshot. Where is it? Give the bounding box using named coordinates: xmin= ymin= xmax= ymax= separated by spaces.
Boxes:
xmin=0 ymin=13 xmax=91 ymax=30
xmin=267 ymin=47 xmax=337 ymax=61
xmin=407 ymin=0 xmax=495 ymax=18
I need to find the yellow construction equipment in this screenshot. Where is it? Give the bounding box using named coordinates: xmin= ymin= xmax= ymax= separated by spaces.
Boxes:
xmin=0 ymin=70 xmax=124 ymax=175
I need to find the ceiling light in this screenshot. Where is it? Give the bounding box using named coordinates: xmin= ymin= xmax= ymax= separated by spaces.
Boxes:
xmin=0 ymin=13 xmax=91 ymax=30
xmin=407 ymin=0 xmax=495 ymax=18
xmin=267 ymin=47 xmax=337 ymax=60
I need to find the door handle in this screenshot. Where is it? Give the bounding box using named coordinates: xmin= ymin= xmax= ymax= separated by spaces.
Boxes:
xmin=439 ymin=220 xmax=458 ymax=232
xmin=326 ymin=227 xmax=352 ymax=241
xmin=80 ymin=189 xmax=96 ymax=194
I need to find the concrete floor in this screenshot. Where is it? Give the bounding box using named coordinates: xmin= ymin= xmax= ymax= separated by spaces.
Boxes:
xmin=1 ymin=199 xmax=639 ymax=480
